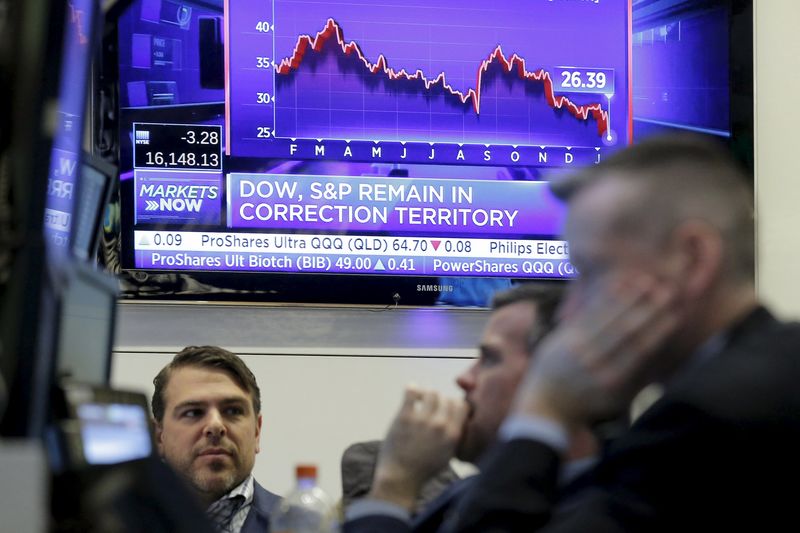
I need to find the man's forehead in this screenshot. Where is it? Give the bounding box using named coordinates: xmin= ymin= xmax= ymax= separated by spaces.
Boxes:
xmin=566 ymin=176 xmax=644 ymax=235
xmin=484 ymin=302 xmax=539 ymax=342
xmin=164 ymin=366 xmax=249 ymax=403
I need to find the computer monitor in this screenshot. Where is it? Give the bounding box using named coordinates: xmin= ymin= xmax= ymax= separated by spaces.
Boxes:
xmin=55 ymin=260 xmax=119 ymax=385
xmin=71 ymin=152 xmax=116 ymax=262
xmin=47 ymin=381 xmax=216 ymax=533
xmin=54 ymin=151 xmax=119 ymax=387
xmin=56 ymin=382 xmax=154 ymax=467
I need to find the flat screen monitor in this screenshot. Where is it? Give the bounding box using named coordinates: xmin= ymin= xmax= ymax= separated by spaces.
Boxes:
xmin=77 ymin=402 xmax=152 ymax=464
xmin=109 ymin=0 xmax=753 ymax=306
xmin=55 ymin=260 xmax=119 ymax=385
xmin=58 ymin=383 xmax=154 ymax=467
xmin=71 ymin=153 xmax=116 ymax=261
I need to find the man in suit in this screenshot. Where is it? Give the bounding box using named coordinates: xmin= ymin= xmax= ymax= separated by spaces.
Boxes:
xmin=446 ymin=134 xmax=800 ymax=532
xmin=152 ymin=345 xmax=281 ymax=533
xmin=344 ymin=283 xmax=597 ymax=532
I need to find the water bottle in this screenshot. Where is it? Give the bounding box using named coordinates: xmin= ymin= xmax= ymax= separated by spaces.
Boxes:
xmin=272 ymin=464 xmax=337 ymax=533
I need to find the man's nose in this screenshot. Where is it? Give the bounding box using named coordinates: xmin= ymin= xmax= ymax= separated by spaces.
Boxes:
xmin=204 ymin=409 xmax=226 ymax=438
xmin=456 ymin=364 xmax=477 ymax=392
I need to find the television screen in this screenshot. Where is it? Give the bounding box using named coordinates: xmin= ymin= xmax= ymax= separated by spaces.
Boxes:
xmin=112 ymin=0 xmax=748 ymax=305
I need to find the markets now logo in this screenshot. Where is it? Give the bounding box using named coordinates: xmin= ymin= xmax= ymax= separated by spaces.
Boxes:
xmin=139 ymin=183 xmax=219 ymax=213
xmin=144 ymin=198 xmax=202 ymax=212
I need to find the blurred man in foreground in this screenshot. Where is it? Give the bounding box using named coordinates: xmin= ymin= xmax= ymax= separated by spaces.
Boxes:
xmin=447 ymin=135 xmax=800 ymax=532
xmin=152 ymin=346 xmax=280 ymax=533
xmin=345 ymin=283 xmax=598 ymax=532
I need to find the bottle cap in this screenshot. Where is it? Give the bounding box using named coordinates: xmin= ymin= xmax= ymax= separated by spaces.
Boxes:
xmin=296 ymin=464 xmax=318 ymax=479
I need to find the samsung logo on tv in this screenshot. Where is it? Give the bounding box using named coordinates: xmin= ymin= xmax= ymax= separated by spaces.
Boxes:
xmin=417 ymin=284 xmax=453 ymax=292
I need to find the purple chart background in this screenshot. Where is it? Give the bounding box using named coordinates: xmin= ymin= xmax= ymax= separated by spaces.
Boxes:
xmin=631 ymin=7 xmax=729 ymax=135
xmin=227 ymin=0 xmax=631 ymax=159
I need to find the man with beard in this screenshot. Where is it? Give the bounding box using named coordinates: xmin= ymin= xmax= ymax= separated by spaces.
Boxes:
xmin=152 ymin=346 xmax=280 ymax=533
xmin=343 ymin=283 xmax=597 ymax=533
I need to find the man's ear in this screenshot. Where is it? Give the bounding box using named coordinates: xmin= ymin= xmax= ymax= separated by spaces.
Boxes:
xmin=255 ymin=414 xmax=263 ymax=455
xmin=671 ymin=220 xmax=723 ymax=298
xmin=154 ymin=419 xmax=165 ymax=456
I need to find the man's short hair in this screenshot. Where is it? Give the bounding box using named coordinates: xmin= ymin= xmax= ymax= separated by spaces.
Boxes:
xmin=491 ymin=282 xmax=566 ymax=351
xmin=151 ymin=345 xmax=261 ymax=422
xmin=552 ymin=134 xmax=754 ymax=281
xmin=551 ymin=134 xmax=751 ymax=202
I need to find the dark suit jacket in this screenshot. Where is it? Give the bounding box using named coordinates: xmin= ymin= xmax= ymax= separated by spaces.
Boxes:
xmin=446 ymin=306 xmax=800 ymax=532
xmin=343 ymin=476 xmax=474 ymax=533
xmin=241 ymin=481 xmax=281 ymax=533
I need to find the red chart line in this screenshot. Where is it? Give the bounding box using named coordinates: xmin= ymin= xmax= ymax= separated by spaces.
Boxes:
xmin=276 ymin=18 xmax=610 ymax=136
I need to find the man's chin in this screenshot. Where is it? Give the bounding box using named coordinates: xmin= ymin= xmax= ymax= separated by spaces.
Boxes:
xmin=455 ymin=436 xmax=481 ymax=464
xmin=192 ymin=469 xmax=237 ymax=497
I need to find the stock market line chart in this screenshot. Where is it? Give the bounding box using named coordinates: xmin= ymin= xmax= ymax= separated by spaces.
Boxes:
xmin=226 ymin=0 xmax=632 ymax=167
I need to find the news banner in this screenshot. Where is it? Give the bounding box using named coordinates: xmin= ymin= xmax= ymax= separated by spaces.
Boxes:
xmin=131 ymin=123 xmax=575 ymax=279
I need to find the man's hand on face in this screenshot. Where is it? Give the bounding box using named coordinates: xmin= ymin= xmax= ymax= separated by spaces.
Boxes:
xmin=369 ymin=386 xmax=468 ymax=512
xmin=513 ymin=274 xmax=681 ymax=433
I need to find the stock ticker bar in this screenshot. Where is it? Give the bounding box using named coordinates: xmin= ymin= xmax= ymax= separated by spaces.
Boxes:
xmin=133 ymin=231 xmax=575 ymax=278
